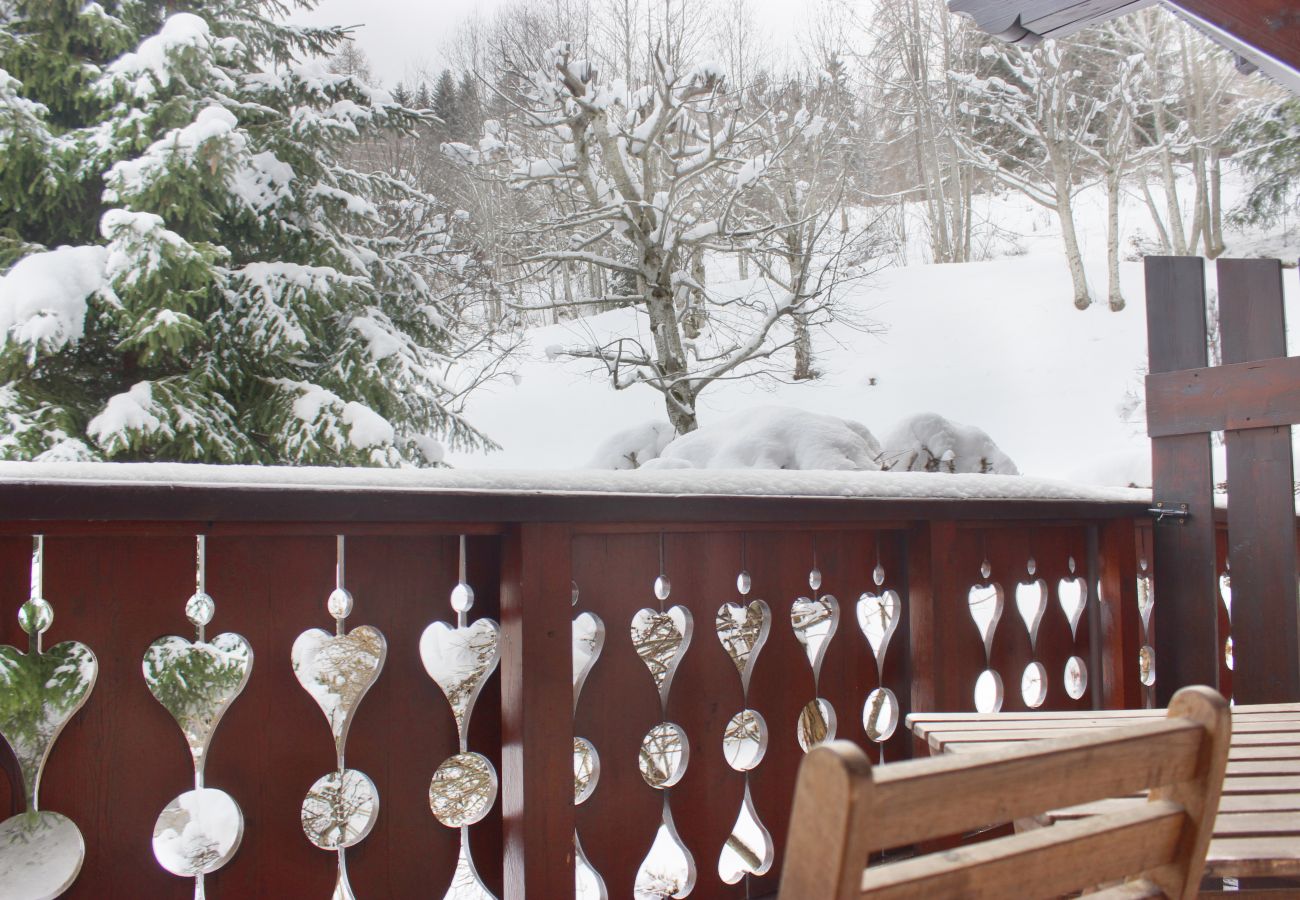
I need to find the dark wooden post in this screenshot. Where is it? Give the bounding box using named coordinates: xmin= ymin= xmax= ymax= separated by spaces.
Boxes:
xmin=1219 ymin=258 xmax=1299 ymax=703
xmin=1097 ymin=517 xmax=1143 ymax=709
xmin=1145 ymin=256 xmax=1219 ymax=702
xmin=500 ymin=523 xmax=575 ymax=898
xmin=908 ymin=520 xmax=982 ymax=717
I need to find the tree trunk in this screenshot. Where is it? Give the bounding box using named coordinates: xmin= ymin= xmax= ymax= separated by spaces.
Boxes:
xmin=1140 ymin=180 xmax=1172 ymax=252
xmin=1054 ymin=168 xmax=1091 ymax=309
xmin=1106 ymin=165 xmax=1125 ymax=311
xmin=793 ymin=312 xmax=813 ymax=380
xmin=1208 ymin=149 xmax=1226 ymax=257
xmin=646 ymin=286 xmax=698 ymax=434
xmin=1157 ymin=143 xmax=1187 ymax=255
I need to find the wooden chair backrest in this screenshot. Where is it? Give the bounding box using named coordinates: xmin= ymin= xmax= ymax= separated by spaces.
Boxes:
xmin=777 ymin=685 xmax=1231 ymax=900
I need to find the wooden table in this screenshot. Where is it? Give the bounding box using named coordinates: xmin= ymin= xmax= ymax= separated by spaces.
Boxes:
xmin=907 ymin=703 xmax=1300 ymax=882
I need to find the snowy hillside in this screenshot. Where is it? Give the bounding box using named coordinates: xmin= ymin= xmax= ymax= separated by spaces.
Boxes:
xmin=445 ymin=183 xmax=1300 ymax=487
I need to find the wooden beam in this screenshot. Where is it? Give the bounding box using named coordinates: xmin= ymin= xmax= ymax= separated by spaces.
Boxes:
xmin=1145 ymin=257 xmax=1220 ymax=703
xmin=1146 ymin=356 xmax=1300 ymax=437
xmin=1219 ymin=258 xmax=1300 ymax=703
xmin=0 ymin=481 xmax=1149 ymax=527
xmin=1168 ymin=1 xmax=1300 ymax=91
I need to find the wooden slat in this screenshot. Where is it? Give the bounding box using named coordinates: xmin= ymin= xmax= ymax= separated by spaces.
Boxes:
xmin=865 ymin=720 xmax=1203 ymax=849
xmin=1219 ymin=258 xmax=1300 ymax=704
xmin=747 ymin=528 xmax=829 ymax=896
xmin=1214 ymin=813 xmax=1300 ymax=836
xmin=1145 ymin=257 xmax=1220 ymax=702
xmin=499 ymin=524 xmax=575 ymax=898
xmin=1228 ymin=761 xmax=1300 ymax=776
xmin=929 ymin=729 xmax=1300 ymax=755
xmin=777 ymin=742 xmax=875 ymax=899
xmin=1056 ymin=793 xmax=1300 ymax=818
xmin=855 ymin=801 xmax=1184 ymax=900
xmin=1100 ymin=518 xmax=1144 ymax=709
xmin=919 ymin=716 xmax=1300 ymax=735
xmin=1145 ymin=356 xmax=1300 ymax=437
xmin=1223 ymin=776 xmax=1300 ymax=794
xmin=571 ymin=534 xmax=665 ymax=899
xmin=1205 ymin=838 xmax=1300 ymax=879
xmin=663 ymin=532 xmax=747 ymax=899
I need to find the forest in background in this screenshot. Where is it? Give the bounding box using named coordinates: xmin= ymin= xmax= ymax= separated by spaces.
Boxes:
xmin=0 ymin=0 xmax=1295 ymax=464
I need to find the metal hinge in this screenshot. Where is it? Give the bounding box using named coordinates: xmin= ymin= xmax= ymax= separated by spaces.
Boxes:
xmin=1147 ymin=501 xmax=1190 ymax=525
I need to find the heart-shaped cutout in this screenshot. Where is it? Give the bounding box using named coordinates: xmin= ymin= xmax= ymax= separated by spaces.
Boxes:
xmin=145 ymin=632 xmax=251 ymax=769
xmin=1058 ymin=577 xmax=1087 ymax=638
xmin=967 ymin=584 xmax=1004 ymax=659
xmin=1016 ymin=579 xmax=1047 ymax=647
xmin=292 ymin=625 xmax=385 ymax=757
xmin=631 ymin=606 xmax=692 ymax=704
xmin=572 ymin=612 xmax=605 ymax=710
xmin=856 ymin=591 xmax=900 ymax=670
xmin=0 ymin=641 xmax=97 ymax=809
xmin=791 ymin=595 xmax=839 ymax=678
xmin=715 ymin=600 xmax=770 ymax=692
xmin=420 ymin=618 xmax=500 ymax=744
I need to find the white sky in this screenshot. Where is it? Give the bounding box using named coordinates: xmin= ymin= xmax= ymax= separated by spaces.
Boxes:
xmin=290 ymin=0 xmax=802 ymax=88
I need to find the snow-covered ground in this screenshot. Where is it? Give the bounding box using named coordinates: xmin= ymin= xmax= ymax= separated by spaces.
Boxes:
xmin=445 ymin=179 xmax=1300 ymax=488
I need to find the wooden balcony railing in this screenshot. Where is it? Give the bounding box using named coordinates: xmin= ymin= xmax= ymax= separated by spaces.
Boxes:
xmin=0 ymin=463 xmax=1157 ymax=898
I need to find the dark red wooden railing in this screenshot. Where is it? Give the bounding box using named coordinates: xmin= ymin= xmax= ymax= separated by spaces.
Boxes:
xmin=0 ymin=469 xmax=1160 ymax=897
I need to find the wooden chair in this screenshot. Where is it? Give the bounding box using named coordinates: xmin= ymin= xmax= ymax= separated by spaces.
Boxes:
xmin=777 ymin=685 xmax=1231 ymax=899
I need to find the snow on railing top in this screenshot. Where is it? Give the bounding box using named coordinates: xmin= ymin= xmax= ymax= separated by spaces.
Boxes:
xmin=0 ymin=461 xmax=1151 ymax=505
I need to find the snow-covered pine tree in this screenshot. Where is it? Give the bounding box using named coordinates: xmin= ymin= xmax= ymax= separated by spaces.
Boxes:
xmin=1230 ymin=94 xmax=1300 ymax=228
xmin=0 ymin=0 xmax=493 ymax=465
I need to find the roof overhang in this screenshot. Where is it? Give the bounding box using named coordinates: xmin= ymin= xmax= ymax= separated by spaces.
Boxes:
xmin=948 ymin=0 xmax=1300 ymax=95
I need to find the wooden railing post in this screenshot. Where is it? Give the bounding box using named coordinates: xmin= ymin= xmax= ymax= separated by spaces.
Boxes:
xmin=1097 ymin=517 xmax=1144 ymax=709
xmin=1219 ymin=258 xmax=1299 ymax=703
xmin=500 ymin=523 xmax=575 ymax=898
xmin=1145 ymin=256 xmax=1220 ymax=703
xmin=908 ymin=520 xmax=981 ymax=717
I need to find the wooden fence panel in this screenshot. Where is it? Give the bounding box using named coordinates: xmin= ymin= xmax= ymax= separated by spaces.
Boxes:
xmin=1220 ymin=258 xmax=1299 ymax=703
xmin=1145 ymin=256 xmax=1220 ymax=702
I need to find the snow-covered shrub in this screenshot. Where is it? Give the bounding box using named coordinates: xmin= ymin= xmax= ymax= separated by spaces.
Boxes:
xmin=585 ymin=420 xmax=678 ymax=469
xmin=614 ymin=407 xmax=884 ymax=471
xmin=878 ymin=412 xmax=1018 ymax=475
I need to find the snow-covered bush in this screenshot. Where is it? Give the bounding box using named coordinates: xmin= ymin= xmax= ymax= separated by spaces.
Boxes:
xmin=588 ymin=407 xmax=883 ymax=471
xmin=878 ymin=412 xmax=1018 ymax=475
xmin=585 ymin=421 xmax=677 ymax=470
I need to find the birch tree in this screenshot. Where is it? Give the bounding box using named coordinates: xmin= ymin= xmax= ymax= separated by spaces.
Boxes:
xmin=953 ymin=38 xmax=1105 ymax=309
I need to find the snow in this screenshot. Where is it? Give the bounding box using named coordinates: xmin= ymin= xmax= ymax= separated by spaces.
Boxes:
xmin=640 ymin=407 xmax=883 ymax=471
xmin=285 ymin=383 xmax=396 ymax=452
xmin=342 ymin=402 xmax=395 ymax=450
xmin=101 ymin=209 xmax=189 ymax=288
xmin=349 ymin=315 xmax=403 ymax=362
xmin=105 ymin=13 xmax=215 ymax=99
xmin=0 ymin=246 xmax=108 ymax=356
xmin=439 ymin=174 xmax=1299 ymax=491
xmin=0 ymin=460 xmax=1151 ymax=506
xmin=105 ymin=106 xmax=243 ymax=200
xmin=87 ymin=382 xmax=162 ymax=445
xmin=879 ymin=412 xmax=1019 ymax=475
xmin=586 ymin=420 xmax=677 ymax=469
xmin=732 ymin=152 xmax=771 ymax=190
xmin=230 ymin=151 xmax=294 ymax=213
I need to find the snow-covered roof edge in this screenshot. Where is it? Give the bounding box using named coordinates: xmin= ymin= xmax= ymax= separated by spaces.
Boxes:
xmin=0 ymin=461 xmax=1152 ymax=505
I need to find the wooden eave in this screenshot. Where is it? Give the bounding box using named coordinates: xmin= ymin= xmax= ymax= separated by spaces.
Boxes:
xmin=948 ymin=0 xmax=1300 ymax=94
